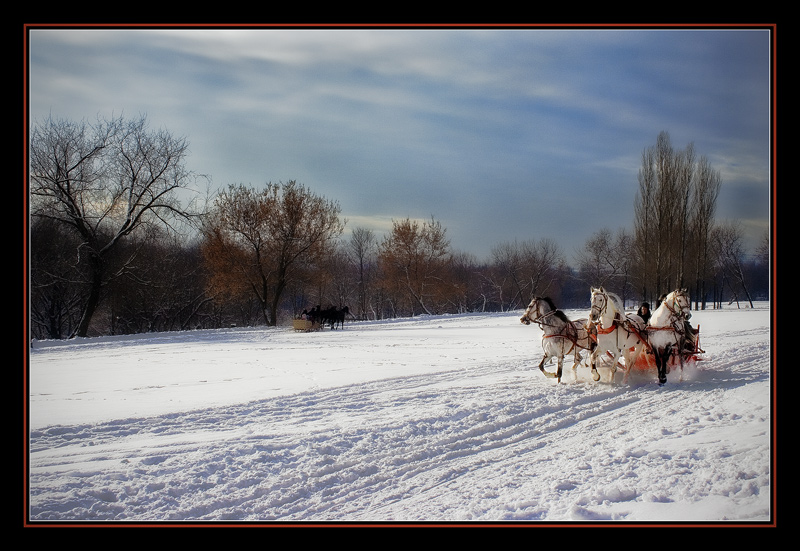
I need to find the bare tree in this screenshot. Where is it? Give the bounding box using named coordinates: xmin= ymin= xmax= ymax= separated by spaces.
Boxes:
xmin=634 ymin=143 xmax=657 ymax=302
xmin=348 ymin=227 xmax=377 ymax=320
xmin=652 ymin=131 xmax=678 ymax=294
xmin=521 ymin=238 xmax=564 ymax=300
xmin=316 ymin=243 xmax=356 ymax=313
xmin=29 ymin=114 xmax=198 ymax=337
xmin=674 ymin=142 xmax=696 ymax=287
xmin=634 ymin=131 xmax=720 ymax=306
xmin=713 ymin=222 xmax=755 ymax=308
xmin=755 ymin=231 xmax=770 ymax=268
xmin=106 ymin=232 xmax=213 ymax=334
xmin=489 ymin=241 xmax=526 ymax=310
xmin=689 ymin=155 xmax=721 ymax=309
xmin=489 ymin=238 xmax=565 ymax=310
xmin=378 ymin=217 xmax=452 ymax=316
xmin=576 ymin=227 xmax=635 ymax=306
xmin=29 ymin=217 xmax=86 ymax=339
xmin=576 ymin=228 xmax=615 ymax=287
xmin=448 ymin=250 xmax=482 ymax=313
xmin=202 ymin=181 xmax=344 ymax=326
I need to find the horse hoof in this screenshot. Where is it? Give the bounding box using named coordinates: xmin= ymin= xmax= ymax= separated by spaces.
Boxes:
xmin=592 ymin=371 xmax=600 ymax=382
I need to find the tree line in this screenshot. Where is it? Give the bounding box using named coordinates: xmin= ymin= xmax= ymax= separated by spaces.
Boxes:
xmin=575 ymin=131 xmax=768 ymax=311
xmin=28 ymin=116 xmax=769 ymax=339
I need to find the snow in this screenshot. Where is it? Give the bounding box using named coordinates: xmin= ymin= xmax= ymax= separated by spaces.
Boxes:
xmin=27 ymin=303 xmax=773 ymax=524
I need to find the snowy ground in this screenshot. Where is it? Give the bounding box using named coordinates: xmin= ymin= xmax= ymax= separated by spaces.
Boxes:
xmin=27 ymin=302 xmax=773 ymax=525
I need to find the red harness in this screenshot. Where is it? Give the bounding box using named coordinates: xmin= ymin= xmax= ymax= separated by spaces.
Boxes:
xmin=592 ymin=313 xmax=651 ymax=352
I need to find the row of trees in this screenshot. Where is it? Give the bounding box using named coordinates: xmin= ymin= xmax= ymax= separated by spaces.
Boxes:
xmin=28 ymin=116 xmax=769 ymax=339
xmin=574 ymin=131 xmax=766 ymax=310
xmin=635 ymin=131 xmax=722 ymax=308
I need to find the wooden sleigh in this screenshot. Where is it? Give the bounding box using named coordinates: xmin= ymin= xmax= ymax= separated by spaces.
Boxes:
xmin=599 ymin=324 xmax=704 ymax=371
xmin=292 ymin=319 xmax=321 ymax=332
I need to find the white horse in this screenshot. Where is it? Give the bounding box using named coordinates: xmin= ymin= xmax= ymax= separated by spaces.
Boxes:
xmin=647 ymin=289 xmax=692 ymax=385
xmin=588 ymin=287 xmax=648 ymax=383
xmin=520 ymin=296 xmax=596 ymax=383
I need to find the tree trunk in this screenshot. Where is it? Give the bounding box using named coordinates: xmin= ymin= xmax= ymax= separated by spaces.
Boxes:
xmin=74 ymin=253 xmax=104 ymax=338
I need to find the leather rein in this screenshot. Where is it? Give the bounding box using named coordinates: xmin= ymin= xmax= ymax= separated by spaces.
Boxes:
xmin=529 ymin=305 xmax=589 ymax=352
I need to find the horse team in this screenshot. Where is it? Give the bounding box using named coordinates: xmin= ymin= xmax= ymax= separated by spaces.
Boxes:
xmin=300 ymin=305 xmax=350 ymax=330
xmin=520 ymin=288 xmax=696 ymax=386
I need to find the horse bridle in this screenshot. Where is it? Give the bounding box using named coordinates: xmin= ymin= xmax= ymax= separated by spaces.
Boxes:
xmin=527 ymin=299 xmax=591 ymax=352
xmin=589 ymin=291 xmax=605 ymax=321
xmin=648 ymin=291 xmax=691 ymax=336
xmin=590 ymin=290 xmax=625 ymax=332
xmin=663 ymin=291 xmax=691 ymax=321
xmin=527 ymin=300 xmax=559 ymax=328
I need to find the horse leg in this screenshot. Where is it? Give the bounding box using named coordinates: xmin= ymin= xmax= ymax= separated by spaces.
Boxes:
xmin=570 ymin=350 xmax=582 ymax=382
xmin=655 ymin=346 xmax=670 ymax=386
xmin=538 ymin=355 xmax=552 ymax=378
xmin=589 ymin=349 xmax=601 ymax=381
xmin=653 ymin=350 xmax=662 ymax=385
xmin=621 ymin=349 xmax=631 ymax=384
xmin=556 ymin=355 xmax=563 ymax=383
xmin=622 ymin=344 xmax=640 ymax=384
xmin=607 ymin=348 xmax=620 ymax=383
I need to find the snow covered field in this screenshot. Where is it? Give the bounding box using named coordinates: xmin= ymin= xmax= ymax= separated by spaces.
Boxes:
xmin=27 ymin=302 xmax=773 ymax=525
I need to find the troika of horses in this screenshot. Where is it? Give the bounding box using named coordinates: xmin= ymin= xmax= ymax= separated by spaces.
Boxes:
xmin=520 ymin=288 xmax=700 ymax=386
xmin=299 ymin=305 xmax=350 ymax=330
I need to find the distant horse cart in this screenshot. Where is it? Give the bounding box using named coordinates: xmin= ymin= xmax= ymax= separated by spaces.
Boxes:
xmin=293 ymin=306 xmax=350 ymax=332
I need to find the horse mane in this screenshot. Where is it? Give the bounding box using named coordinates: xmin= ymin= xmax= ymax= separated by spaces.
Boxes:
xmin=536 ymin=296 xmax=570 ymax=323
xmin=660 ymin=288 xmax=688 ymax=307
xmin=606 ymin=291 xmax=624 ymax=313
xmin=653 ymin=289 xmax=689 ymax=319
xmin=592 ymin=287 xmax=624 ymax=316
xmin=552 ymin=310 xmax=571 ymax=323
xmin=538 ymin=296 xmax=557 ymax=311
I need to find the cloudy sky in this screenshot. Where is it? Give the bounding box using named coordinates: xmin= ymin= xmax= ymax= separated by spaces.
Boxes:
xmin=27 ymin=25 xmax=772 ymax=261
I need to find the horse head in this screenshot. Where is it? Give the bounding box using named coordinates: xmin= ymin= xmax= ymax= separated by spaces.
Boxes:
xmin=589 ymin=287 xmax=607 ymax=323
xmin=660 ymin=289 xmax=691 ymax=321
xmin=520 ymin=296 xmax=553 ymax=325
xmin=672 ymin=288 xmax=692 ymax=320
xmin=520 ymin=298 xmax=538 ymax=325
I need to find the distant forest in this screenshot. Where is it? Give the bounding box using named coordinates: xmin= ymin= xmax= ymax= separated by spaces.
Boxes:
xmin=29 ymin=116 xmax=770 ymax=339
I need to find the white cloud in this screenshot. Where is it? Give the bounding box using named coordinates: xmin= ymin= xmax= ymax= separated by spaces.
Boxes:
xmin=28 ymin=26 xmax=772 ymax=259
